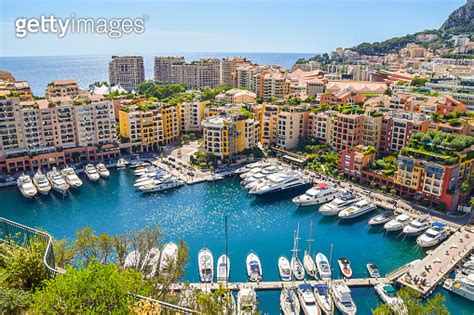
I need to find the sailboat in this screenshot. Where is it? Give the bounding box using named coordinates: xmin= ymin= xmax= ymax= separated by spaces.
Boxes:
xmin=304 ymin=220 xmax=317 ymax=279
xmin=280 ymin=288 xmax=301 ymax=315
xmin=291 ymin=224 xmax=305 ymax=280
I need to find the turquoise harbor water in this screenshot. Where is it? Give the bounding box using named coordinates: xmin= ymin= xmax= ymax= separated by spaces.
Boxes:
xmin=1 ymin=170 xmax=473 ymax=314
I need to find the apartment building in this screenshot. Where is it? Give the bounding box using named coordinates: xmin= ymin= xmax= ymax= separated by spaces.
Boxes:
xmin=260 ymin=104 xmax=280 ymax=146
xmin=0 ymin=76 xmax=33 ymax=101
xmin=45 ymin=80 xmax=80 ymax=99
xmin=181 ymin=101 xmax=205 ymax=132
xmin=330 ymin=113 xmax=364 ymax=151
xmin=109 ymin=56 xmax=145 ymax=91
xmin=276 ymin=109 xmax=308 ymax=150
xmin=119 ymin=104 xmax=162 ymax=152
xmin=361 ymin=114 xmax=383 ymax=152
xmin=154 ymin=56 xmax=185 ymax=84
xmin=221 ymin=57 xmax=248 ymax=87
xmin=0 ymin=97 xmax=25 ymax=155
xmin=307 ymin=111 xmax=336 ymax=143
xmin=215 ymin=89 xmax=256 ymax=104
xmin=253 ymin=68 xmax=289 ymax=99
xmin=170 ymin=58 xmax=221 ymax=88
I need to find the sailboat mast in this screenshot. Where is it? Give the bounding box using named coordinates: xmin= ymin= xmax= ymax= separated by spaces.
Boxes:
xmin=307 ymin=220 xmax=314 ymax=255
xmin=224 ymin=215 xmax=228 ymax=287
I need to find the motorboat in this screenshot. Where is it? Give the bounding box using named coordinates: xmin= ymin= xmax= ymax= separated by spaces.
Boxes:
xmin=384 ymin=214 xmax=411 ymax=232
xmin=61 ymin=167 xmax=83 ymax=188
xmin=139 ymin=178 xmax=185 ymax=193
xmin=416 ymin=222 xmax=448 ymax=248
xmin=198 ymin=247 xmax=214 ymax=283
xmin=85 ymin=164 xmax=100 ymax=181
xmin=17 ymin=174 xmax=37 ymax=198
xmin=46 ymin=169 xmax=70 ymax=195
xmin=280 ymin=288 xmax=301 ymax=315
xmin=292 ymin=183 xmax=338 ymax=206
xmin=242 ymin=172 xmax=268 ymax=186
xmin=129 ymin=161 xmax=150 ymax=169
xmin=443 ymin=273 xmax=474 ymax=301
xmin=217 ymin=254 xmax=230 ymax=282
xmin=124 ymin=250 xmax=141 ymax=269
xmin=159 ymin=242 xmax=178 ymax=274
xmin=244 ymin=179 xmax=266 ymax=190
xmin=368 ymin=211 xmax=394 ymax=226
xmin=134 ymin=166 xmax=158 ymax=177
xmin=291 ymin=256 xmax=305 ymax=280
xmin=402 ymin=215 xmax=431 ymax=236
xmin=304 ymin=251 xmax=318 ymax=279
xmin=331 ymin=284 xmax=356 ymax=315
xmin=240 ymin=167 xmax=264 ymax=179
xmin=117 ymin=158 xmax=128 ymax=169
xmin=297 ymin=284 xmax=321 ymax=315
xmin=96 ymin=163 xmax=110 ymax=178
xmin=237 ymin=286 xmax=257 ymax=315
xmin=367 ymin=263 xmax=380 ymax=278
xmin=32 ymin=170 xmax=51 ymax=195
xmin=315 ymin=253 xmax=331 ymax=281
xmin=338 ymin=258 xmax=352 ymax=278
xmin=235 ymin=161 xmax=268 ymax=175
xmin=313 ymin=284 xmax=334 ymax=315
xmin=374 ymin=283 xmax=406 ymax=314
xmin=246 ymin=251 xmax=262 ymax=282
xmin=278 ymin=256 xmax=292 ymax=281
xmin=142 ymin=248 xmax=160 ymax=279
xmin=338 ymin=199 xmax=377 ymax=220
xmin=134 ymin=172 xmax=167 ymax=187
xmin=249 ymin=172 xmax=310 ymax=196
xmin=319 ymin=192 xmax=358 ymax=216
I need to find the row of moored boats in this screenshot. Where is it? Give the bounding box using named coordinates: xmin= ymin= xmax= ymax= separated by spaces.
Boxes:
xmin=443 ymin=254 xmax=474 ymax=302
xmin=131 ymin=162 xmax=185 ymax=193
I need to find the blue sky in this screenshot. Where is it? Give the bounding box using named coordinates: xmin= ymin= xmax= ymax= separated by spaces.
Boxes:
xmin=0 ymin=0 xmax=466 ymax=56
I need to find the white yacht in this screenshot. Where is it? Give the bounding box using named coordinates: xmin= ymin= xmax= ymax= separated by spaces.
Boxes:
xmin=374 ymin=283 xmax=406 ymax=314
xmin=216 ymin=254 xmax=230 ymax=282
xmin=292 ymin=183 xmax=338 ymax=206
xmin=443 ymin=273 xmax=474 ymax=301
xmin=116 ymin=158 xmax=128 ymax=169
xmin=297 ymin=284 xmax=321 ymax=315
xmin=240 ymin=166 xmax=264 ymax=179
xmin=280 ymin=288 xmax=300 ymax=315
xmin=315 ymin=253 xmax=331 ymax=281
xmin=278 ymin=256 xmax=292 ymax=281
xmin=124 ymin=250 xmax=141 ymax=269
xmin=235 ymin=161 xmax=268 ymax=175
xmin=291 ymin=256 xmax=305 ymax=280
xmin=246 ymin=251 xmax=262 ymax=282
xmin=139 ymin=178 xmax=184 ymax=193
xmin=319 ymin=192 xmax=358 ymax=216
xmin=384 ymin=214 xmax=411 ymax=232
xmin=249 ymin=172 xmax=309 ymax=196
xmin=198 ymin=247 xmax=214 ymax=283
xmin=237 ymin=286 xmax=257 ymax=315
xmin=47 ymin=169 xmax=70 ymax=195
xmin=338 ymin=199 xmax=377 ymax=220
xmin=416 ymin=222 xmax=448 ymax=248
xmin=96 ymin=163 xmax=110 ymax=178
xmin=331 ymin=284 xmax=357 ymax=315
xmin=32 ymin=170 xmax=51 ymax=195
xmin=313 ymin=284 xmax=334 ymax=315
xmin=367 ymin=263 xmax=381 ymax=278
xmin=159 ymin=242 xmax=178 ymax=274
xmin=338 ymin=258 xmax=353 ymax=278
xmin=304 ymin=251 xmax=318 ymax=279
xmin=17 ymin=174 xmax=37 ymax=198
xmin=134 ymin=166 xmax=158 ymax=177
xmin=368 ymin=211 xmax=394 ymax=226
xmin=142 ymin=248 xmax=160 ymax=279
xmin=61 ymin=167 xmax=83 ymax=188
xmin=402 ymin=215 xmax=431 ymax=236
xmin=242 ymin=172 xmax=268 ymax=187
xmin=85 ymin=164 xmax=100 ymax=181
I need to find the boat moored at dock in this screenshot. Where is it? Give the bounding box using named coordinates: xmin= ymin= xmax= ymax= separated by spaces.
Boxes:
xmin=278 ymin=256 xmax=292 ymax=281
xmin=237 ymin=286 xmax=257 ymax=315
xmin=319 ymin=192 xmax=358 ymax=216
xmin=198 ymin=247 xmax=214 ymax=283
xmin=32 ymin=170 xmax=51 ymax=195
xmin=367 ymin=263 xmax=380 ymax=278
xmin=297 ymin=284 xmax=321 ymax=315
xmin=280 ymin=288 xmax=300 ymax=315
xmin=338 ymin=199 xmax=377 ymax=220
xmin=403 ymin=215 xmax=431 ymax=236
xmin=316 ymin=253 xmax=331 ymax=281
xmin=17 ymin=174 xmax=37 ymax=198
xmin=246 ymin=251 xmax=263 ymax=282
xmin=331 ymin=284 xmax=356 ymax=315
xmin=85 ymin=164 xmax=100 ymax=181
xmin=46 ymin=169 xmax=70 ymax=195
xmin=291 ymin=256 xmax=305 ymax=281
xmin=384 ymin=214 xmax=411 ymax=232
xmin=217 ymin=254 xmax=230 ymax=282
xmin=96 ymin=163 xmax=110 ymax=178
xmin=368 ymin=211 xmax=394 ymax=226
xmin=61 ymin=167 xmax=83 ymax=188
xmin=292 ymin=183 xmax=338 ymax=206
xmin=374 ymin=283 xmax=406 ymax=314
xmin=117 ymin=158 xmax=128 ymax=169
xmin=313 ymin=284 xmax=334 ymax=315
xmin=338 ymin=258 xmax=352 ymax=278
xmin=416 ymin=222 xmax=448 ymax=248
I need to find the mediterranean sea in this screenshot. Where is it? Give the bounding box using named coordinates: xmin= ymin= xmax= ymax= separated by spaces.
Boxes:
xmin=1 ymin=170 xmax=473 ymax=314
xmin=0 ymin=53 xmax=315 ymax=96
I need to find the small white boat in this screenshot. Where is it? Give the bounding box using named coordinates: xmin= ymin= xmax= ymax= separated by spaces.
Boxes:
xmin=124 ymin=250 xmax=141 ymax=269
xmin=160 ymin=242 xmax=178 ymax=274
xmin=374 ymin=283 xmax=406 ymax=314
xmin=32 ymin=170 xmax=51 ymax=195
xmin=130 ymin=161 xmax=150 ymax=169
xmin=338 ymin=199 xmax=377 ymax=220
xmin=278 ymin=256 xmax=292 ymax=281
xmin=338 ymin=258 xmax=352 ymax=278
xmin=368 ymin=211 xmax=394 ymax=226
xmin=142 ymin=248 xmax=160 ymax=279
xmin=416 ymin=222 xmax=448 ymax=248
xmin=331 ymin=284 xmax=357 ymax=315
xmin=304 ymin=251 xmax=318 ymax=279
xmin=313 ymin=284 xmax=334 ymax=315
xmin=246 ymin=251 xmax=262 ymax=282
xmin=316 ymin=253 xmax=331 ymax=281
xmin=367 ymin=263 xmax=380 ymax=278
xmin=117 ymin=158 xmax=128 ymax=169
xmin=198 ymin=247 xmax=214 ymax=283
xmin=292 ymin=183 xmax=338 ymax=206
xmin=384 ymin=214 xmax=411 ymax=232
xmin=319 ymin=192 xmax=358 ymax=216
xmin=134 ymin=166 xmax=158 ymax=176
xmin=297 ymin=284 xmax=321 ymax=315
xmin=17 ymin=174 xmax=37 ymax=198
xmin=217 ymin=254 xmax=230 ymax=282
xmin=237 ymin=286 xmax=257 ymax=315
xmin=96 ymin=163 xmax=110 ymax=178
xmin=291 ymin=256 xmax=305 ymax=280
xmin=280 ymin=288 xmax=301 ymax=315
xmin=61 ymin=167 xmax=83 ymax=188
xmin=139 ymin=179 xmax=184 ymax=193
xmin=46 ymin=169 xmax=70 ymax=195
xmin=85 ymin=164 xmax=100 ymax=181
xmin=403 ymin=215 xmax=431 ymax=236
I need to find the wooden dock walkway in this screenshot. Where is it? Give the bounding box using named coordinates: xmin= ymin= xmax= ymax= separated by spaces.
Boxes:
xmin=397 ymin=227 xmax=474 ymax=296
